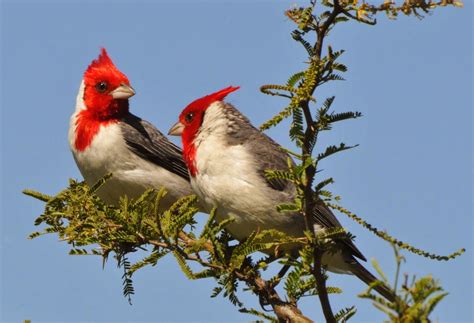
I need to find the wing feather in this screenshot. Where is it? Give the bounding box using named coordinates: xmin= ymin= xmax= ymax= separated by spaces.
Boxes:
xmin=120 ymin=114 xmax=190 ymax=181
xmin=223 ymin=103 xmax=366 ymax=261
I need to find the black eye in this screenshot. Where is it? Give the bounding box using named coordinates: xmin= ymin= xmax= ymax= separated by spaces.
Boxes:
xmin=95 ymin=81 xmax=108 ymax=93
xmin=185 ymin=112 xmax=194 ymax=122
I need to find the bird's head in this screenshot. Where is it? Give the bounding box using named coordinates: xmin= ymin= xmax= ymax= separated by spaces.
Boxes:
xmin=168 ymin=86 xmax=240 ymax=176
xmin=82 ymin=48 xmax=135 ymax=120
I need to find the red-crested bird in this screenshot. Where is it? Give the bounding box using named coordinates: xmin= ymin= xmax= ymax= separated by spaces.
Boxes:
xmin=69 ymin=48 xmax=193 ymax=208
xmin=168 ymin=86 xmax=396 ymax=302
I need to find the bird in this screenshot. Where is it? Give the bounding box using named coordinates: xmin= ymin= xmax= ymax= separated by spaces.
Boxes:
xmin=168 ymin=86 xmax=396 ymax=302
xmin=68 ymin=48 xmax=193 ymax=209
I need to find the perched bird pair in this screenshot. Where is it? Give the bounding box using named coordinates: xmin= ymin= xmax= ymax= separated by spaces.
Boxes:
xmin=69 ymin=49 xmax=395 ymax=302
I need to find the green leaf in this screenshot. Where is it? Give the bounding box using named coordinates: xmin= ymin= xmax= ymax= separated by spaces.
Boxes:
xmin=69 ymin=248 xmax=90 ymax=255
xmin=172 ymin=250 xmax=196 ymax=280
xmin=314 ymin=177 xmax=334 ymax=192
xmin=22 ymin=189 xmax=53 ymax=202
xmin=287 ymin=71 xmax=305 ymax=87
xmin=239 ymin=307 xmax=278 ymax=322
xmin=276 ymin=203 xmax=300 ymax=213
xmin=129 ymin=249 xmax=169 ymax=275
xmin=260 ymin=105 xmax=293 ymax=131
xmin=328 ymin=111 xmax=362 ymax=124
xmin=292 ymin=30 xmax=314 ymax=56
xmin=89 ymin=173 xmax=113 ymax=193
xmin=317 ymin=143 xmax=358 ymax=161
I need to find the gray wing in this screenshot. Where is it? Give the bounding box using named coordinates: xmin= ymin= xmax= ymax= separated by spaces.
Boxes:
xmin=120 ymin=114 xmax=190 ymax=181
xmin=222 ymin=104 xmax=293 ymax=193
xmin=313 ymin=202 xmax=366 ymax=261
xmin=222 ymin=103 xmax=366 ymax=261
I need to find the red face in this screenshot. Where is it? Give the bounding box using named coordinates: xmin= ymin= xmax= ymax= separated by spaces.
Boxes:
xmin=177 ymin=86 xmax=241 ymax=146
xmin=179 ymin=105 xmax=206 ymax=147
xmin=168 ymin=86 xmax=240 ymax=176
xmin=74 ymin=49 xmax=135 ymax=152
xmin=82 ymin=48 xmax=134 ymax=120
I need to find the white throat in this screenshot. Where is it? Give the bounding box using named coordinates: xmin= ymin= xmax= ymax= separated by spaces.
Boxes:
xmin=69 ymin=80 xmax=87 ymax=151
xmin=194 ymin=102 xmax=228 ymax=148
xmin=75 ymin=80 xmax=87 ymax=113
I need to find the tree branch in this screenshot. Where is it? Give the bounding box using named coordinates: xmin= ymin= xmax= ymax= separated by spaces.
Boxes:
xmin=313 ymin=250 xmax=335 ymax=323
xmin=299 ymin=1 xmax=343 ymax=321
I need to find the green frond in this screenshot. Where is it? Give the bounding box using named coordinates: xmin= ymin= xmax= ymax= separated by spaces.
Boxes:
xmin=334 ymin=16 xmax=350 ymax=24
xmin=279 ymin=147 xmax=303 ymax=160
xmin=129 ymin=249 xmax=168 ymax=275
xmin=28 ymin=231 xmax=44 ymax=239
xmin=239 ymin=307 xmax=278 ymax=322
xmin=327 ymin=47 xmax=345 ymax=61
xmin=335 ymin=306 xmax=357 ymax=322
xmin=260 ymin=84 xmax=296 ymax=99
xmin=326 ymin=286 xmax=343 ymax=294
xmin=264 ymin=169 xmax=295 ymax=182
xmin=315 ymin=226 xmax=348 ymax=242
xmin=200 ymin=208 xmax=218 ymax=239
xmin=425 ymin=291 xmax=448 ymax=315
xmin=222 ymin=274 xmax=243 ymax=307
xmin=370 ymin=258 xmax=389 ymax=283
xmin=292 ymin=30 xmax=314 ymax=56
xmin=22 ymin=189 xmax=53 ymax=202
xmin=322 ymin=96 xmax=336 ymax=111
xmin=314 ymin=177 xmax=334 ymax=192
xmin=167 ymin=206 xmax=198 ymax=238
xmin=89 ymin=173 xmax=113 ymax=193
xmin=118 ymin=256 xmax=134 ymax=305
xmin=293 ymin=156 xmax=315 ymax=177
xmin=328 ymin=111 xmax=362 ymax=124
xmin=290 ymin=107 xmax=305 ymax=146
xmin=230 ymin=232 xmax=262 ymax=268
xmin=211 ymin=286 xmax=223 ymax=298
xmin=260 ymin=104 xmax=293 ymax=131
xmin=69 ymin=248 xmax=91 ymax=255
xmin=332 ymin=62 xmax=348 ymax=72
xmin=162 ymin=195 xmax=198 ymax=237
xmin=193 ymin=269 xmax=218 ymax=280
xmin=212 ymin=216 xmax=235 ymax=233
xmin=317 ymin=143 xmax=358 ymax=161
xmin=276 ymin=203 xmax=301 ymax=213
xmin=172 ymin=250 xmax=196 ymax=280
xmin=315 ymin=96 xmax=336 ymax=131
xmin=298 ymin=6 xmax=314 ymax=30
xmin=325 ymin=73 xmax=346 ymax=82
xmin=287 ymin=71 xmax=305 ymax=87
xmin=329 ymin=203 xmax=466 ymax=261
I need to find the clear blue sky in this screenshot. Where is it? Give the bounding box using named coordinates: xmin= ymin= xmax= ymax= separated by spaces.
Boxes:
xmin=1 ymin=0 xmax=472 ymax=322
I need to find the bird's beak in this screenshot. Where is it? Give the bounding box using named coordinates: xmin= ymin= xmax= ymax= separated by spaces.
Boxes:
xmin=168 ymin=121 xmax=185 ymax=136
xmin=110 ymin=83 xmax=135 ymax=99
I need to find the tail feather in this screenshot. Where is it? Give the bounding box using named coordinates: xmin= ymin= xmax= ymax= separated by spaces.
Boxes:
xmin=350 ymin=260 xmax=397 ymax=303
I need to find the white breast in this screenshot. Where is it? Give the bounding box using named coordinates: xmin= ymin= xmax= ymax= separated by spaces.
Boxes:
xmin=68 ymin=81 xmax=192 ymax=208
xmin=191 ymin=103 xmax=354 ymax=274
xmin=191 ymin=103 xmax=304 ymax=240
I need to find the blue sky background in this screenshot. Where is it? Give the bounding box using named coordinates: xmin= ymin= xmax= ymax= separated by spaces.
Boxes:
xmin=1 ymin=0 xmax=472 ymax=322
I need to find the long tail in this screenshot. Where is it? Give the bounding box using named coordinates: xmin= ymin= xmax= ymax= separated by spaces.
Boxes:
xmin=350 ymin=260 xmax=397 ymax=303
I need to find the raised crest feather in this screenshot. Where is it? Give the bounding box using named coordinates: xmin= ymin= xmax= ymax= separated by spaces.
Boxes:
xmin=206 ymin=86 xmax=240 ymax=102
xmin=87 ymin=48 xmax=114 ymax=71
xmin=184 ymin=86 xmax=240 ymax=113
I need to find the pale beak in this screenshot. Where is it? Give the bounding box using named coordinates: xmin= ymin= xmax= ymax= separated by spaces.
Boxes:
xmin=110 ymin=83 xmax=135 ymax=99
xmin=168 ymin=121 xmax=185 ymax=136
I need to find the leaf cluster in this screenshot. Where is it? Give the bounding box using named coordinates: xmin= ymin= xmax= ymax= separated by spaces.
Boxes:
xmin=359 ymin=244 xmax=450 ymax=322
xmin=25 ymin=177 xmax=311 ymax=321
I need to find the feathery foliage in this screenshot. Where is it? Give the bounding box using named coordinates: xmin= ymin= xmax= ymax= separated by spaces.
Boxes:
xmin=359 ymin=244 xmax=451 ymax=322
